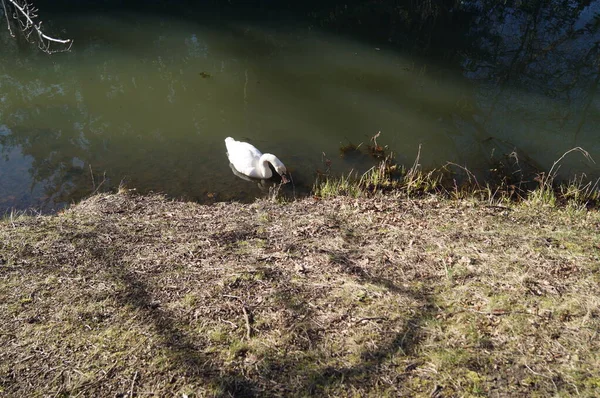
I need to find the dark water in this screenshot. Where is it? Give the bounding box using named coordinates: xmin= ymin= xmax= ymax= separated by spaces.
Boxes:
xmin=0 ymin=0 xmax=599 ymax=212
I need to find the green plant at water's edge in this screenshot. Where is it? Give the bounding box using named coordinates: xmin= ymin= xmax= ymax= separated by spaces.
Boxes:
xmin=313 ymin=144 xmax=600 ymax=209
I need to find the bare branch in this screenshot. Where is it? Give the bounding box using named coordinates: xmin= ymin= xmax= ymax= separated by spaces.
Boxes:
xmin=3 ymin=0 xmax=72 ymax=54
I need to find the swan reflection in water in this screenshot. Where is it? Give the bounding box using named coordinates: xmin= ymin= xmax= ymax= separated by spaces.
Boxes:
xmin=228 ymin=162 xmax=286 ymax=191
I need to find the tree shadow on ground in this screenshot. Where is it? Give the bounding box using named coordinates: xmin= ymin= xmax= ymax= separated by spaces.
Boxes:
xmin=302 ymin=279 xmax=435 ymax=394
xmin=63 ymin=198 xmax=438 ymax=396
xmin=84 ymin=226 xmax=261 ymax=397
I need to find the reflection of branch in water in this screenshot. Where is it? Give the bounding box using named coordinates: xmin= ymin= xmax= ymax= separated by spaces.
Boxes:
xmin=470 ymin=2 xmax=594 ymax=136
xmin=483 ymin=17 xmax=535 ymax=126
xmin=573 ymin=48 xmax=600 ymax=145
xmin=243 ymin=69 xmax=248 ymax=104
xmin=0 ymin=125 xmax=96 ymax=211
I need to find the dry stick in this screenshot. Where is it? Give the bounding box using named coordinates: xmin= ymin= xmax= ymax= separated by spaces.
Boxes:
xmin=92 ymin=172 xmax=107 ymax=195
xmin=371 ymin=131 xmax=381 ymax=149
xmin=223 ymin=295 xmax=252 ymax=339
xmin=14 ymin=354 xmax=35 ymax=364
xmin=219 ymin=317 xmax=238 ymax=329
xmin=524 ymin=364 xmax=557 ymax=391
xmin=410 ymin=144 xmax=422 ymax=173
xmin=88 ymin=164 xmax=107 ymax=195
xmin=89 ymin=164 xmax=96 ymax=191
xmin=129 ymin=371 xmax=138 ymax=398
xmin=354 ymin=316 xmax=387 ymax=324
xmin=240 ymin=305 xmax=252 ymax=340
xmin=406 ymin=144 xmax=423 ymax=187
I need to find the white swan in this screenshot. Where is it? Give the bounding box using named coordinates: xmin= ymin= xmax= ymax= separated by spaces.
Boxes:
xmin=225 ymin=137 xmax=289 ymax=182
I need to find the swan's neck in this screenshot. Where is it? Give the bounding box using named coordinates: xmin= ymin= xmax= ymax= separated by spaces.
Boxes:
xmin=258 ymin=154 xmax=277 ymax=179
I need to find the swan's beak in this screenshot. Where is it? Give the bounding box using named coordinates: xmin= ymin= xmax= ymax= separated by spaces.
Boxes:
xmin=281 ymin=173 xmax=290 ymax=184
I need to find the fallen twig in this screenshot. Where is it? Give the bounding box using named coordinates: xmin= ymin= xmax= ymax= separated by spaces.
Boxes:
xmin=223 ymin=295 xmax=253 ymax=339
xmin=524 ymin=364 xmax=558 ymax=391
xmin=128 ymin=371 xmax=138 ymax=398
xmin=241 ymin=305 xmax=252 ymax=339
xmin=354 ymin=316 xmax=387 ymax=324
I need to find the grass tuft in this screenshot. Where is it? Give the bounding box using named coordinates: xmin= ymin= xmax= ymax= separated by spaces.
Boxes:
xmin=313 ymin=172 xmax=363 ymax=198
xmin=314 ymin=143 xmax=600 ymax=210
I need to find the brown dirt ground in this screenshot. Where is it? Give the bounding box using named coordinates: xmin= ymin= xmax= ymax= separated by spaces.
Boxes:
xmin=1 ymin=193 xmax=599 ymax=397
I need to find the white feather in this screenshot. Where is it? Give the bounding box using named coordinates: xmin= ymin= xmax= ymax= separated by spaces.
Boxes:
xmin=225 ymin=137 xmax=287 ymax=180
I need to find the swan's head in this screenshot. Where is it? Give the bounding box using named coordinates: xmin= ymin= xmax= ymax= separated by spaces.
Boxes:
xmin=267 ymin=155 xmax=290 ymax=183
xmin=273 ymin=162 xmax=290 ymax=184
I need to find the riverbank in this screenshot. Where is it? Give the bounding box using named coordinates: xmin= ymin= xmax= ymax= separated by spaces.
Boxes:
xmin=1 ymin=192 xmax=599 ymax=396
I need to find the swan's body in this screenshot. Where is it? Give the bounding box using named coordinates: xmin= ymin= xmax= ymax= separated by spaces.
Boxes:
xmin=225 ymin=137 xmax=288 ymax=181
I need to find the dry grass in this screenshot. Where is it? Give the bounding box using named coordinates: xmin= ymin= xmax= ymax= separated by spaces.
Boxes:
xmin=317 ymin=144 xmax=600 ymax=210
xmin=1 ymin=192 xmax=600 ymax=396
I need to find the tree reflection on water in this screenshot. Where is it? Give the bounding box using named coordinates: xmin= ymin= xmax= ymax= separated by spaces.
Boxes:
xmin=0 ymin=0 xmax=598 ymax=212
